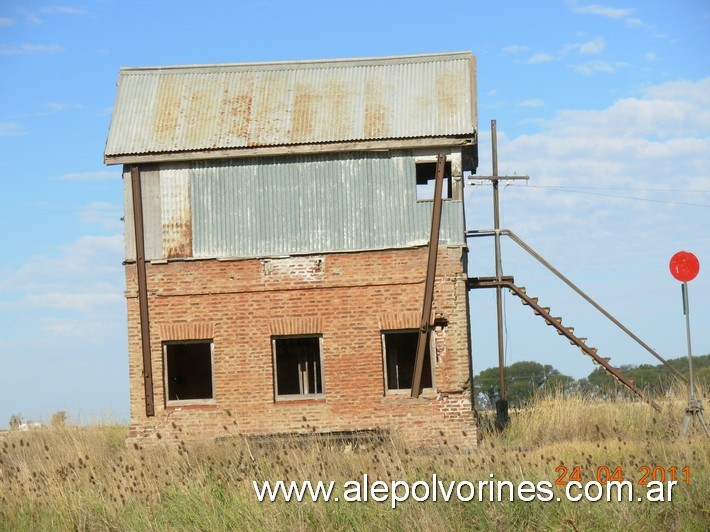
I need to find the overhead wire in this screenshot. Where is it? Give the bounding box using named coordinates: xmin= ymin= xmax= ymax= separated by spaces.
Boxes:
xmin=467 ymin=180 xmax=710 ymax=208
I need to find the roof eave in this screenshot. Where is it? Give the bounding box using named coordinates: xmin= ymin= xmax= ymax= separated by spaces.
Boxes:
xmin=104 ymin=135 xmax=477 ymax=166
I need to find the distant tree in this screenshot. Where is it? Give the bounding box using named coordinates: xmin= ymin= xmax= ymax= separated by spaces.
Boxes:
xmin=474 ymin=361 xmax=573 ymax=408
xmin=583 ymin=354 xmax=710 ymax=398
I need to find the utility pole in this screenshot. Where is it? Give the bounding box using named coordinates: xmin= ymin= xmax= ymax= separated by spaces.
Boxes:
xmin=474 ymin=120 xmax=528 ymax=430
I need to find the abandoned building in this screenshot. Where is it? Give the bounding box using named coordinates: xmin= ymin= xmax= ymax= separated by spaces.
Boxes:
xmin=104 ymin=52 xmax=479 ymax=446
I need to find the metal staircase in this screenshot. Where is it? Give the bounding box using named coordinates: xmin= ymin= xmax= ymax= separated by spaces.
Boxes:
xmin=468 ymin=276 xmax=661 ymax=411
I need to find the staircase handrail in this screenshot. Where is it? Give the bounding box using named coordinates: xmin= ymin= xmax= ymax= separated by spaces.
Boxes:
xmin=466 ymin=228 xmax=688 ymax=385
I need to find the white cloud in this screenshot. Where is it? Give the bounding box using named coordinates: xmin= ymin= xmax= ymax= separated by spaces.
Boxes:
xmin=0 ymin=235 xmax=124 ymax=311
xmin=44 ymin=102 xmax=83 ymax=113
xmin=0 ymin=122 xmax=27 ymax=136
xmin=25 ymin=292 xmax=123 ymax=313
xmin=40 ymin=6 xmax=89 ymax=16
xmin=52 ymin=170 xmax=121 ymax=181
xmin=579 ymin=37 xmax=605 ymax=55
xmin=574 ymin=59 xmax=626 ymax=75
xmin=518 ymin=98 xmax=544 ymax=108
xmin=0 ymin=17 xmax=15 ymax=26
xmin=502 ymin=45 xmax=529 ymax=55
xmin=482 ymin=77 xmax=710 ymax=232
xmin=527 ymin=53 xmax=553 ymax=64
xmin=78 ymin=202 xmax=123 ymax=231
xmin=571 ymin=3 xmax=634 ymax=20
xmin=546 ymin=78 xmax=710 ymax=138
xmin=0 ymin=43 xmax=65 ymax=55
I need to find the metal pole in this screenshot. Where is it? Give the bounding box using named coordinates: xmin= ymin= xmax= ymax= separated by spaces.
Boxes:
xmin=679 ymin=281 xmax=708 ymax=437
xmin=491 ymin=120 xmax=508 ymax=429
xmin=130 ymin=165 xmax=155 ymax=417
xmin=683 ymin=282 xmax=695 ymax=401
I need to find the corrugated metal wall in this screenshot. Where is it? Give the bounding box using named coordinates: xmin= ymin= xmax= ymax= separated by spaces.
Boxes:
xmin=124 ymin=150 xmax=464 ymax=261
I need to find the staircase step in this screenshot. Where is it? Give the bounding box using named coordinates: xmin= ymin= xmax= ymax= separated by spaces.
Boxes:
xmin=522 ymin=297 xmax=538 ymax=306
xmin=533 ymin=307 xmax=551 ymax=316
xmin=557 ymin=326 xmax=574 ymax=336
xmin=571 ymin=337 xmax=587 ymax=345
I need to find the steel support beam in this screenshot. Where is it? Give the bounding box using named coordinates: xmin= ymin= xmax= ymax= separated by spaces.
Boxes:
xmin=411 ymin=153 xmax=446 ymax=398
xmin=130 ymin=165 xmax=155 ymax=417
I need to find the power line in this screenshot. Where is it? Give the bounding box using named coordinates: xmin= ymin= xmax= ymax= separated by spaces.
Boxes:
xmin=469 ymin=181 xmax=710 ymax=208
xmin=522 ymin=186 xmax=710 ymax=208
xmin=519 ymin=185 xmax=710 ymax=194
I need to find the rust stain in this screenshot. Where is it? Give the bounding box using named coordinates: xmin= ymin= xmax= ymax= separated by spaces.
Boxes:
xmin=364 ymin=78 xmax=387 ymax=139
xmin=153 ymin=76 xmax=181 ymax=148
xmin=436 ymin=69 xmax=461 ymax=116
xmin=323 ymin=80 xmax=350 ymax=140
xmin=164 ymin=216 xmax=192 ymax=258
xmin=220 ymin=76 xmax=254 ymax=147
xmin=182 ymin=91 xmax=205 ymax=148
xmin=162 ymin=170 xmax=193 ymax=259
xmin=249 ymin=72 xmax=290 ymax=145
xmin=291 ymin=81 xmax=319 ymax=142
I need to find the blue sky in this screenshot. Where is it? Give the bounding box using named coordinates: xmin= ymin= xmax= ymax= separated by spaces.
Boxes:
xmin=0 ymin=1 xmax=708 ymax=424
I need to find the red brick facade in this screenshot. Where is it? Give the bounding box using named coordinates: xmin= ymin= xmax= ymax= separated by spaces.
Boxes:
xmin=125 ymin=245 xmax=476 ymax=447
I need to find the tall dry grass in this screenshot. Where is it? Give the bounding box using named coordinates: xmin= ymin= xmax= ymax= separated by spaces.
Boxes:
xmin=1 ymin=389 xmax=707 ymax=531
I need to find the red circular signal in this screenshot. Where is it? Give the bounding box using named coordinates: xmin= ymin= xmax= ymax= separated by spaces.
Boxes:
xmin=669 ymin=251 xmax=700 ymax=282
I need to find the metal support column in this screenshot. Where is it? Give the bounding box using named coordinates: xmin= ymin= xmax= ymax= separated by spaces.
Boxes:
xmin=471 ymin=121 xmax=528 ymax=429
xmin=490 ymin=121 xmax=508 ymax=429
xmin=130 ymin=165 xmax=155 ymax=417
xmin=411 ymin=154 xmax=446 ymax=398
xmin=679 ymin=282 xmax=709 ymax=437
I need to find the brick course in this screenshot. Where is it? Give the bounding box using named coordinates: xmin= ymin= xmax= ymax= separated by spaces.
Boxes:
xmin=125 ymin=245 xmax=476 ymax=447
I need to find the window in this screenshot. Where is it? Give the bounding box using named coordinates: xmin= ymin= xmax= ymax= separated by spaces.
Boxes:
xmin=163 ymin=340 xmax=214 ymax=404
xmin=416 ymin=161 xmax=452 ymax=201
xmin=272 ymin=336 xmax=324 ymax=398
xmin=382 ymin=330 xmax=433 ymax=391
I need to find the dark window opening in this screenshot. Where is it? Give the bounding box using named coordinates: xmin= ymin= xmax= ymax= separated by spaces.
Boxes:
xmin=416 ymin=161 xmax=452 ymax=201
xmin=383 ymin=330 xmax=433 ymax=391
xmin=164 ymin=341 xmax=214 ymax=402
xmin=273 ymin=336 xmax=323 ymax=397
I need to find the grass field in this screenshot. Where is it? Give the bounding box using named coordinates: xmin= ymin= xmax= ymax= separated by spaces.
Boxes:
xmin=1 ymin=391 xmax=707 ymax=531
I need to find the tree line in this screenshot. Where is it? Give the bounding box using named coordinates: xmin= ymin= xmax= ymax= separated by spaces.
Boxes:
xmin=473 ymin=354 xmax=710 ymax=409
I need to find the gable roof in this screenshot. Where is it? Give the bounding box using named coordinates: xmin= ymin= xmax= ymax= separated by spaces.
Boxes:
xmin=104 ymin=52 xmax=476 ymax=164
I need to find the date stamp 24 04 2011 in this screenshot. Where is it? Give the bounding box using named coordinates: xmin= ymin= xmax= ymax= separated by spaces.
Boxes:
xmin=555 ymin=465 xmax=691 ymax=486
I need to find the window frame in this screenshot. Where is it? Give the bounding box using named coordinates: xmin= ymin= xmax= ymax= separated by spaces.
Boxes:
xmin=271 ymin=334 xmax=326 ymax=401
xmin=381 ymin=329 xmax=435 ymax=395
xmin=162 ymin=339 xmax=216 ymax=406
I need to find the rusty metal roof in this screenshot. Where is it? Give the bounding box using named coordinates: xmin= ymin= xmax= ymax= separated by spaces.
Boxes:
xmin=104 ymin=52 xmax=476 ymax=164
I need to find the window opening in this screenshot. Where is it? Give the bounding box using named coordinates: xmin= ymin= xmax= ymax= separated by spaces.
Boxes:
xmin=416 ymin=161 xmax=452 ymax=201
xmin=164 ymin=340 xmax=214 ymax=403
xmin=382 ymin=330 xmax=433 ymax=391
xmin=273 ymin=336 xmax=324 ymax=397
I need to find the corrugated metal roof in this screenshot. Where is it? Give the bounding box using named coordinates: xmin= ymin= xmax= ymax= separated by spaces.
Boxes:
xmin=105 ymin=52 xmax=476 ymax=163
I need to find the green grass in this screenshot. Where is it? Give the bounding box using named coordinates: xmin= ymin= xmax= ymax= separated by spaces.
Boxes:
xmin=1 ymin=392 xmax=707 ymax=531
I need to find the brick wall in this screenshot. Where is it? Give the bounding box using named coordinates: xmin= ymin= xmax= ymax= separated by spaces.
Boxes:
xmin=124 ymin=245 xmax=476 ymax=447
